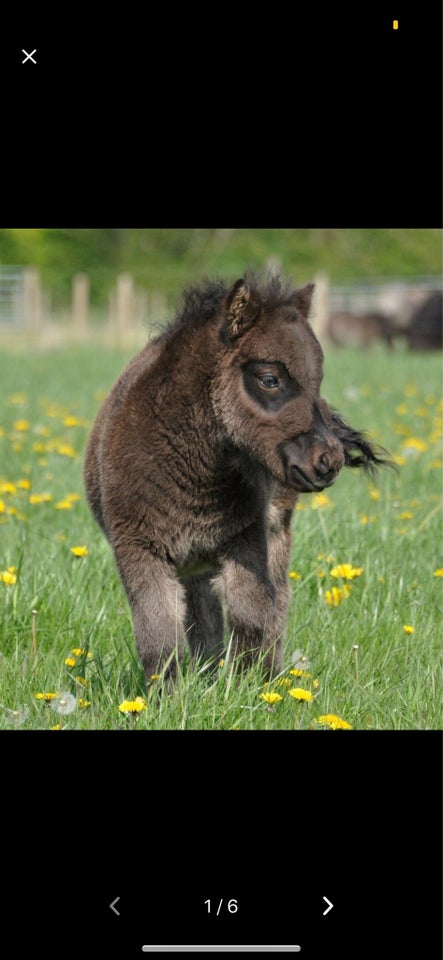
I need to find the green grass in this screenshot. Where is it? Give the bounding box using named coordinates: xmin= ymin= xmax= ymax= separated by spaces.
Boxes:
xmin=0 ymin=343 xmax=441 ymax=730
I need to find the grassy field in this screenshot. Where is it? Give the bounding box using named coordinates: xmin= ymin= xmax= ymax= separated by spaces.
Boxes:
xmin=0 ymin=342 xmax=441 ymax=730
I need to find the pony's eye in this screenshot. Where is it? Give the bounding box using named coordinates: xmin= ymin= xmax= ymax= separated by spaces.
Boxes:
xmin=258 ymin=374 xmax=279 ymax=389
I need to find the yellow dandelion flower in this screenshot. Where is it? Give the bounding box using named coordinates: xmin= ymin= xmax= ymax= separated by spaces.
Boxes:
xmin=35 ymin=692 xmax=59 ymax=701
xmin=403 ymin=383 xmax=418 ymax=397
xmin=8 ymin=392 xmax=27 ymax=405
xmin=55 ymin=442 xmax=77 ymax=458
xmin=313 ymin=679 xmax=319 ymax=690
xmin=402 ymin=437 xmax=428 ymax=452
xmin=55 ymin=499 xmax=73 ymax=510
xmin=0 ymin=570 xmax=17 ymax=585
xmin=149 ymin=673 xmax=161 ymax=680
xmin=330 ymin=564 xmax=364 ymax=580
xmin=399 ymin=511 xmax=414 ymax=520
xmin=259 ymin=691 xmax=283 ymax=704
xmin=0 ymin=500 xmax=5 ymax=514
xmin=13 ymin=419 xmax=30 ymax=431
xmin=118 ymin=697 xmax=147 ymax=713
xmin=325 ymin=584 xmax=351 ymax=607
xmin=75 ymin=677 xmax=88 ymax=686
xmin=66 ymin=492 xmax=81 ymax=502
xmin=78 ymin=699 xmax=91 ymax=708
xmin=311 ymin=492 xmax=332 ymax=509
xmin=317 ymin=714 xmax=353 ymax=730
xmin=403 ymin=625 xmax=414 ymax=635
xmin=51 ymin=724 xmax=62 ymax=730
xmin=71 ymin=648 xmax=85 ymax=656
xmin=7 ymin=506 xmax=25 ymax=519
xmin=44 ymin=403 xmax=62 ymax=418
xmin=433 ymin=569 xmax=443 ymax=577
xmin=64 ymin=657 xmax=76 ymax=667
xmin=0 ymin=481 xmax=17 ymax=495
xmin=289 ymin=668 xmax=312 ymax=678
xmin=29 ymin=493 xmax=53 ymax=504
xmin=395 ymin=403 xmax=408 ymax=415
xmin=393 ymin=454 xmax=406 ymax=466
xmin=70 ymin=545 xmax=89 ymax=557
xmin=275 ymin=677 xmax=292 ymax=687
xmin=63 ymin=416 xmax=82 ymax=427
xmin=369 ymin=488 xmax=381 ymax=501
xmin=289 ymin=571 xmax=301 ymax=580
xmin=288 ymin=687 xmax=314 ymax=702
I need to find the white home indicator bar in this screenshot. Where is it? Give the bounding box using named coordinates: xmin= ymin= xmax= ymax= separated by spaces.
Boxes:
xmin=141 ymin=948 xmax=301 ymax=953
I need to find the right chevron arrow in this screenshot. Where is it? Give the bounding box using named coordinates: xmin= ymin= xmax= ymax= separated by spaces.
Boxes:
xmin=322 ymin=896 xmax=334 ymax=916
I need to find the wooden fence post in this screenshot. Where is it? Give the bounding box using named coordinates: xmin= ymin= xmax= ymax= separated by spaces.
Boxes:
xmin=312 ymin=271 xmax=329 ymax=344
xmin=72 ymin=273 xmax=89 ymax=335
xmin=116 ymin=273 xmax=134 ymax=343
xmin=23 ymin=269 xmax=42 ymax=332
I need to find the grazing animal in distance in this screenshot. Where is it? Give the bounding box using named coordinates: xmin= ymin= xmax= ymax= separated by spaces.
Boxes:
xmin=327 ymin=310 xmax=396 ymax=348
xmin=403 ymin=291 xmax=443 ymax=351
xmin=84 ymin=271 xmax=388 ymax=685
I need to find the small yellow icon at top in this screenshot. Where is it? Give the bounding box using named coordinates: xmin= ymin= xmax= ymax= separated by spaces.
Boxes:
xmin=393 ymin=20 xmax=399 ymax=29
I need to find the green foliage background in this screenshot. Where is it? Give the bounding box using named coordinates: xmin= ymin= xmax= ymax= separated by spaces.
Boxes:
xmin=0 ymin=228 xmax=440 ymax=307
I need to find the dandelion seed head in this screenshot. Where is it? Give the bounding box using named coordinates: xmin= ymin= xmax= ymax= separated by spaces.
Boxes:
xmin=50 ymin=692 xmax=77 ymax=715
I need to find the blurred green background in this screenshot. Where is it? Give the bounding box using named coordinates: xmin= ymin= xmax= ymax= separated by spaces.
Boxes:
xmin=0 ymin=228 xmax=441 ymax=309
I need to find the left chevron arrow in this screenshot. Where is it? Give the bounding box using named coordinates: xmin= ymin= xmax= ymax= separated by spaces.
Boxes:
xmin=110 ymin=897 xmax=121 ymax=916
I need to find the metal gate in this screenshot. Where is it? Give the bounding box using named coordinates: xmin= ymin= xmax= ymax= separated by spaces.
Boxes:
xmin=0 ymin=266 xmax=26 ymax=329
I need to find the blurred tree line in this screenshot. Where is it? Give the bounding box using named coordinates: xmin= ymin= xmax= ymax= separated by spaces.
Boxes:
xmin=0 ymin=228 xmax=440 ymax=308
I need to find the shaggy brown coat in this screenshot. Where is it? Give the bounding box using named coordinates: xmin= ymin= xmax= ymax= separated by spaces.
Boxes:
xmin=84 ymin=272 xmax=387 ymax=683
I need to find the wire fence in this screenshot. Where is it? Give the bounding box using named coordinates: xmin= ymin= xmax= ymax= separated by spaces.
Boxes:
xmin=0 ymin=265 xmax=441 ymax=349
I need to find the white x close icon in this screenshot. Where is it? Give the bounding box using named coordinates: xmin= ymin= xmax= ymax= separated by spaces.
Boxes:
xmin=22 ymin=49 xmax=37 ymax=64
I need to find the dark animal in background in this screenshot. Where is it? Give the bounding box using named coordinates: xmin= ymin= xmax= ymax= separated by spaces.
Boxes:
xmin=403 ymin=291 xmax=443 ymax=351
xmin=84 ymin=272 xmax=388 ymax=685
xmin=327 ymin=310 xmax=396 ymax=349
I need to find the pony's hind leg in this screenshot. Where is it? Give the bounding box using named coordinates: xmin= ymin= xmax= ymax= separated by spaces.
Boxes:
xmin=183 ymin=572 xmax=225 ymax=668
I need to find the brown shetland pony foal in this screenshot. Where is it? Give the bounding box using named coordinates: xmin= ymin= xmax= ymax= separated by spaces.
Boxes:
xmin=84 ymin=272 xmax=387 ymax=684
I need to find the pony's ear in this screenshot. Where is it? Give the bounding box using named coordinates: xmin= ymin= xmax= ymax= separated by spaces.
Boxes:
xmin=290 ymin=282 xmax=315 ymax=320
xmin=223 ymin=279 xmax=260 ymax=341
xmin=329 ymin=409 xmax=395 ymax=475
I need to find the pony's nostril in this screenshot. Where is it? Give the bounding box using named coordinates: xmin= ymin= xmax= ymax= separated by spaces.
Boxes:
xmin=316 ymin=452 xmax=331 ymax=476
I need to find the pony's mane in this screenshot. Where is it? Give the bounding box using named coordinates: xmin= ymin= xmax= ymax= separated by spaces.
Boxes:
xmin=164 ymin=269 xmax=300 ymax=337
